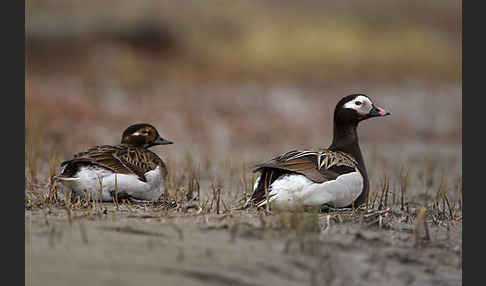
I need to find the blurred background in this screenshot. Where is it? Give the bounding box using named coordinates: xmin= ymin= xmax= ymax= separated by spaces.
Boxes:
xmin=25 ymin=0 xmax=461 ymax=185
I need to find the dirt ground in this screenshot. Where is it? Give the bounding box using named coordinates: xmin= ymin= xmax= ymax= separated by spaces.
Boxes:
xmin=25 ymin=197 xmax=461 ymax=286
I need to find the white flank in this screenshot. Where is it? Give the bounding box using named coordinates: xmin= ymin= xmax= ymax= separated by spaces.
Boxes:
xmin=57 ymin=166 xmax=164 ymax=202
xmin=343 ymin=95 xmax=373 ymax=115
xmin=257 ymin=172 xmax=363 ymax=208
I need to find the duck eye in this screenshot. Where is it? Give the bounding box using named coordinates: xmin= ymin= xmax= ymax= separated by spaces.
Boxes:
xmin=355 ymin=101 xmax=362 ymax=106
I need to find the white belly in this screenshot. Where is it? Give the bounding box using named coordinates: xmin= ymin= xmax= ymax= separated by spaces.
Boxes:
xmin=256 ymin=172 xmax=363 ymax=208
xmin=57 ymin=166 xmax=165 ymax=202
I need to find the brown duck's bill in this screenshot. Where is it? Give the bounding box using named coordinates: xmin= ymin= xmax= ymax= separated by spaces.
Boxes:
xmin=153 ymin=137 xmax=174 ymax=145
xmin=368 ymin=106 xmax=391 ymax=117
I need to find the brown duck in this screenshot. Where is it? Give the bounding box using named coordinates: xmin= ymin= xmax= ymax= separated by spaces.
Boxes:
xmin=55 ymin=123 xmax=173 ymax=202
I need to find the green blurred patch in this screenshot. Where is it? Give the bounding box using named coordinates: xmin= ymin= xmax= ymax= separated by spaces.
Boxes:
xmin=26 ymin=0 xmax=460 ymax=82
xmin=188 ymin=19 xmax=458 ymax=81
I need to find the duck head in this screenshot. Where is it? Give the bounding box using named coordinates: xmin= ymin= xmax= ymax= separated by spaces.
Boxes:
xmin=121 ymin=123 xmax=173 ymax=148
xmin=334 ymin=94 xmax=390 ymax=126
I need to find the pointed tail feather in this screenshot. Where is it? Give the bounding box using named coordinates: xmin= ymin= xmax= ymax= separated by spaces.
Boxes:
xmin=53 ymin=176 xmax=80 ymax=182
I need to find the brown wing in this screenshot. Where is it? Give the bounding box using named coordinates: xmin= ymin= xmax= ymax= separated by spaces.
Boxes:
xmin=60 ymin=145 xmax=164 ymax=182
xmin=248 ymin=149 xmax=359 ymax=207
xmin=113 ymin=147 xmax=166 ymax=181
xmin=253 ymin=149 xmax=358 ymax=183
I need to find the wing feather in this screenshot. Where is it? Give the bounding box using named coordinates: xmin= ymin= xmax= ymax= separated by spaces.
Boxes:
xmin=248 ymin=148 xmax=359 ymax=207
xmin=60 ymin=144 xmax=164 ymax=182
xmin=253 ymin=149 xmax=358 ymax=183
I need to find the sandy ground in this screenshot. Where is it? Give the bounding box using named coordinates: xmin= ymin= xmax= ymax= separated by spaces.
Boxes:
xmin=25 ymin=202 xmax=461 ymax=286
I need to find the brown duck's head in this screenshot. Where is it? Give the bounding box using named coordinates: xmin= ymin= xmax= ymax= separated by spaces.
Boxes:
xmin=121 ymin=123 xmax=173 ymax=148
xmin=334 ymin=94 xmax=391 ymax=126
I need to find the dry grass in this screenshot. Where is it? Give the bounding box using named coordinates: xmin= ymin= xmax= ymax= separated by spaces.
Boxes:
xmin=25 ymin=79 xmax=462 ymax=235
xmin=25 ymin=140 xmax=462 ymax=235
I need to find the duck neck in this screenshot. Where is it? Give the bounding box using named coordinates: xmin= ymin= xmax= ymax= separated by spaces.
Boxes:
xmin=329 ymin=121 xmax=370 ymax=206
xmin=329 ymin=122 xmax=364 ymax=168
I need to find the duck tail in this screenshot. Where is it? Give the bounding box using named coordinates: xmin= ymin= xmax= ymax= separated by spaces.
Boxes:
xmin=53 ymin=175 xmax=80 ymax=182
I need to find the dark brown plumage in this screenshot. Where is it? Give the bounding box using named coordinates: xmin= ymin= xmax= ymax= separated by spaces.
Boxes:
xmin=58 ymin=123 xmax=173 ymax=182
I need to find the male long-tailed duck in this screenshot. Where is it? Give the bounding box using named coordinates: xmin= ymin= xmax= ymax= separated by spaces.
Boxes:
xmin=55 ymin=123 xmax=173 ymax=202
xmin=247 ymin=94 xmax=390 ymax=209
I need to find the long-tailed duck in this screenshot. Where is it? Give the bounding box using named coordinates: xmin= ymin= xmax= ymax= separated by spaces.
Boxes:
xmin=247 ymin=94 xmax=390 ymax=209
xmin=55 ymin=123 xmax=173 ymax=202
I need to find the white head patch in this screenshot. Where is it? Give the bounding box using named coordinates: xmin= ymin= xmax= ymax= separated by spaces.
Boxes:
xmin=132 ymin=129 xmax=149 ymax=136
xmin=343 ymin=95 xmax=373 ymax=115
